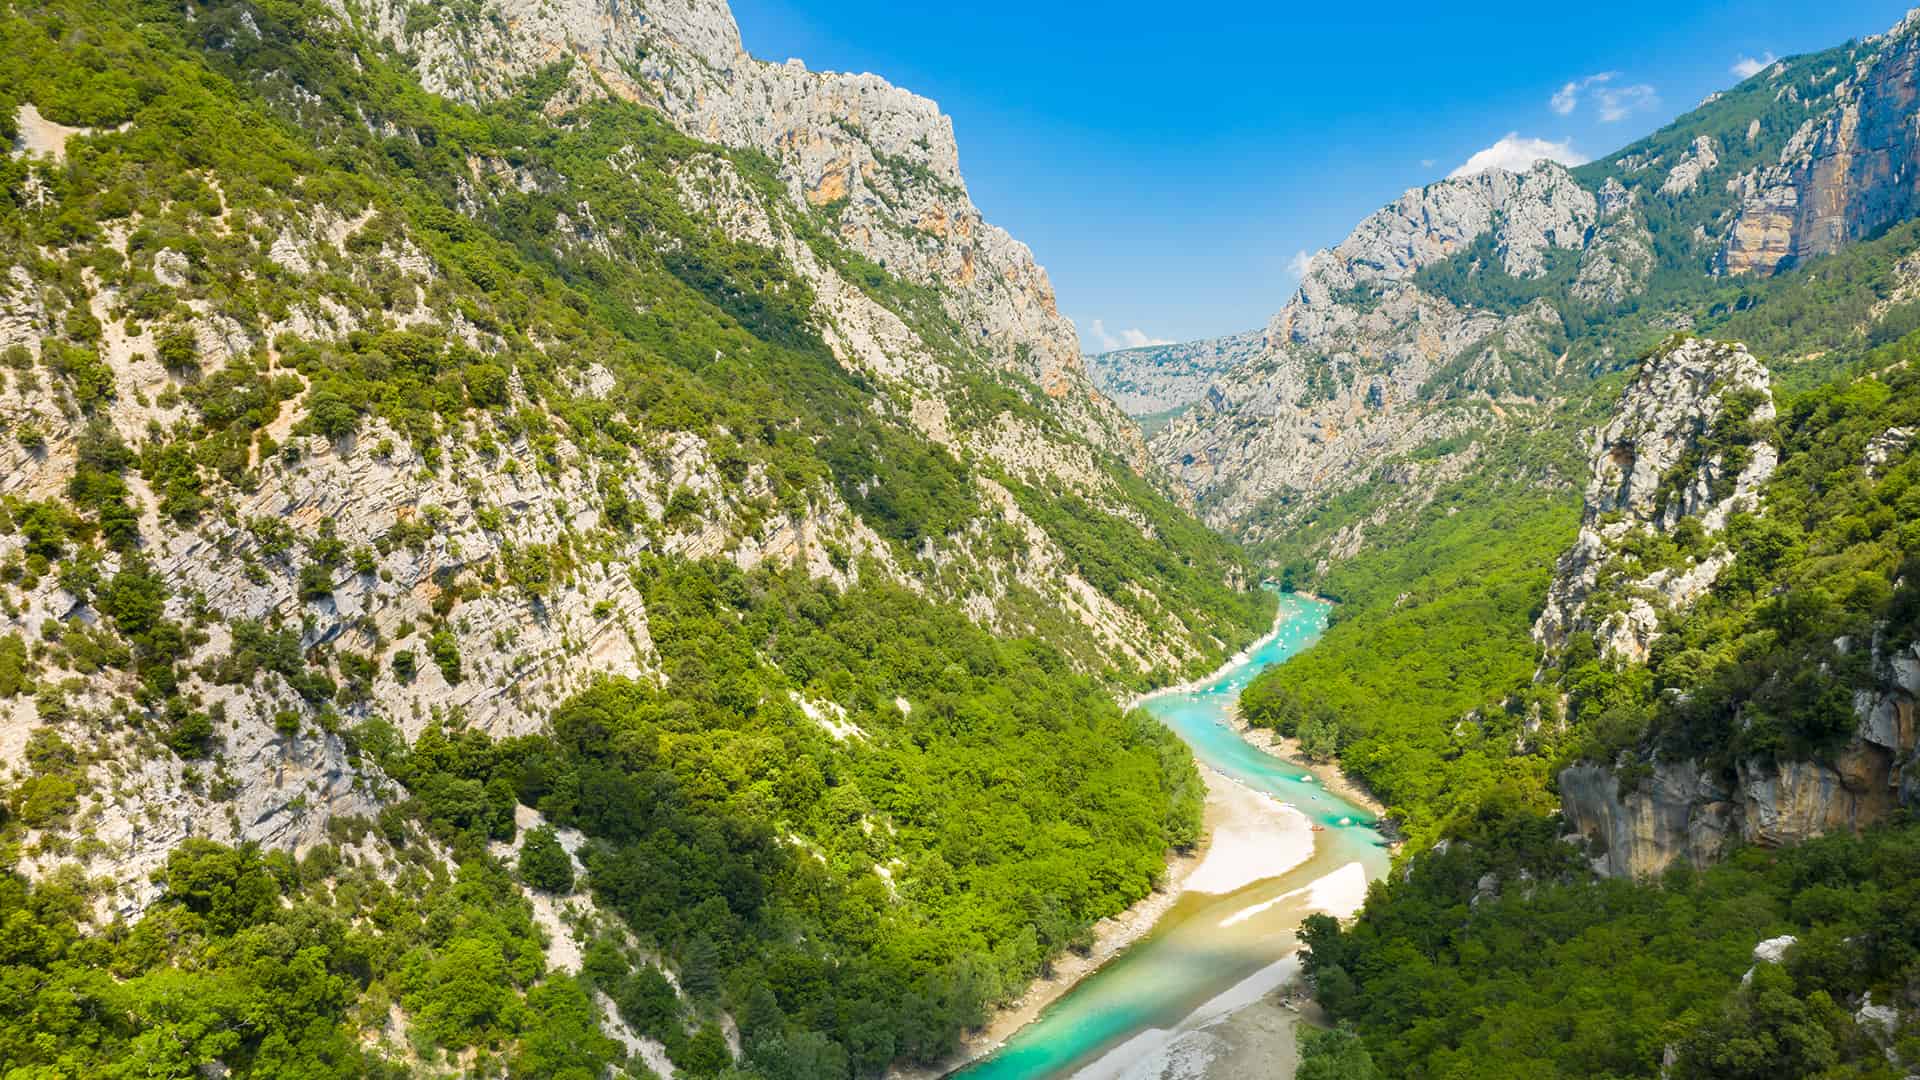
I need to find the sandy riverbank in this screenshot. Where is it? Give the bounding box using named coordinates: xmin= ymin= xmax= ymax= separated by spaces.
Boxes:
xmin=892 ymin=767 xmax=1316 ymax=1079
xmin=1231 ymin=715 xmax=1390 ymax=824
xmin=1074 ymin=858 xmax=1371 ymax=1080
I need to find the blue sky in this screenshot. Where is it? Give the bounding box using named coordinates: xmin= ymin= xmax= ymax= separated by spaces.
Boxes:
xmin=728 ymin=1 xmax=1916 ymax=349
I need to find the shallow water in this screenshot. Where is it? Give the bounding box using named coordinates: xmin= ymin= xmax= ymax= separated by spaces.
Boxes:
xmin=953 ymin=593 xmax=1391 ymax=1080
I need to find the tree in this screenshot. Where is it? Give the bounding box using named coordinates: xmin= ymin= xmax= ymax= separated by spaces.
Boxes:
xmin=1670 ymin=964 xmax=1843 ymax=1080
xmin=156 ymin=840 xmax=279 ymax=935
xmin=679 ymin=933 xmax=721 ymax=1000
xmin=519 ymin=825 xmax=574 ymax=894
xmin=1297 ymin=1025 xmax=1380 ymax=1080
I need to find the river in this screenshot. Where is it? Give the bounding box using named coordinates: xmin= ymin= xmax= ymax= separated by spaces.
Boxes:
xmin=952 ymin=592 xmax=1392 ymax=1079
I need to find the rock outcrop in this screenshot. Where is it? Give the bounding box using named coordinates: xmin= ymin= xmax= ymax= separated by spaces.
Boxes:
xmin=1550 ymin=342 xmax=1920 ymax=877
xmin=1562 ymin=639 xmax=1920 ymax=878
xmin=1533 ymin=338 xmax=1776 ymax=662
xmin=324 ymin=0 xmax=1131 ymax=451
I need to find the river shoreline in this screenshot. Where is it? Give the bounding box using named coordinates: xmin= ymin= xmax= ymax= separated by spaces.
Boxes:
xmin=893 ymin=767 xmax=1311 ymax=1080
xmin=1119 ymin=593 xmax=1332 ymax=715
xmin=1230 ymin=716 xmax=1390 ymax=824
xmin=897 ymin=596 xmax=1358 ymax=1080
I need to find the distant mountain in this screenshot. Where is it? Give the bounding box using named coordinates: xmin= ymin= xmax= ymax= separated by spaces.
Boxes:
xmin=1086 ymin=330 xmax=1263 ymax=426
xmin=1155 ymin=12 xmax=1920 ymax=552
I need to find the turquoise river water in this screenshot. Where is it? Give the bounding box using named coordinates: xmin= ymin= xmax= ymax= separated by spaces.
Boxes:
xmin=952 ymin=592 xmax=1392 ymax=1079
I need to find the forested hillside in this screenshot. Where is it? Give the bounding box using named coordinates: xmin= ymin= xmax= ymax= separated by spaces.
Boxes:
xmin=0 ymin=0 xmax=1268 ymax=1075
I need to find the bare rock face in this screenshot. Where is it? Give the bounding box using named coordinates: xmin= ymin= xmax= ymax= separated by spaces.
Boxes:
xmin=1274 ymin=163 xmax=1597 ymax=353
xmin=1658 ymin=136 xmax=1721 ymax=197
xmin=1544 ymin=337 xmax=1920 ymax=877
xmin=1533 ymin=338 xmax=1776 ymax=662
xmin=1551 ymin=428 xmax=1920 ymax=876
xmin=1720 ymin=12 xmax=1920 ymax=275
xmin=1561 ymin=639 xmax=1920 ymax=878
xmin=1559 ymin=760 xmax=1738 ymax=878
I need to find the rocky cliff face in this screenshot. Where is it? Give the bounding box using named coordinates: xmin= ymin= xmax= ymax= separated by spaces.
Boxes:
xmin=1547 ymin=346 xmax=1920 ymax=878
xmin=0 ymin=0 xmax=1268 ymax=932
xmin=1562 ymin=637 xmax=1920 ymax=878
xmin=1532 ymin=338 xmax=1776 ymax=663
xmin=1720 ymin=12 xmax=1920 ymax=275
xmin=1086 ymin=330 xmax=1264 ymax=418
xmin=324 ymin=0 xmax=1132 ymax=453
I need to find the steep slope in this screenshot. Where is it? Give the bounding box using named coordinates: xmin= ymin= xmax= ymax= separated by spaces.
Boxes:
xmin=1552 ymin=337 xmax=1920 ymax=878
xmin=1154 ymin=161 xmax=1593 ymax=532
xmin=1270 ymin=332 xmax=1920 ymax=1078
xmin=1229 ymin=5 xmax=1920 ymax=855
xmin=0 ymin=1 xmax=1267 ymax=1076
xmin=323 ymin=0 xmax=1134 ymax=455
xmin=1192 ymin=12 xmax=1920 ymax=1079
xmin=1719 ymin=12 xmax=1920 ymax=275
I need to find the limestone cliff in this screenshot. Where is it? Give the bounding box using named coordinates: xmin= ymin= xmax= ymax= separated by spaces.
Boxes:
xmin=1532 ymin=338 xmax=1776 ymax=664
xmin=1561 ymin=637 xmax=1920 ymax=878
xmin=0 ymin=0 xmax=1267 ymax=931
xmin=1548 ymin=344 xmax=1920 ymax=878
xmin=1720 ymin=12 xmax=1920 ymax=275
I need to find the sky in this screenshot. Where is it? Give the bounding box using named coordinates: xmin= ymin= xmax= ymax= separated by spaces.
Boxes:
xmin=726 ymin=1 xmax=1916 ymax=351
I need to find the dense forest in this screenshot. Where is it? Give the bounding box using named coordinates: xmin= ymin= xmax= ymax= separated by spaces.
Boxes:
xmin=1299 ymin=805 xmax=1920 ymax=1079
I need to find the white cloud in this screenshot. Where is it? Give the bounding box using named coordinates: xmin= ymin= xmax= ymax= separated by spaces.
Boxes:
xmin=1551 ymin=72 xmax=1658 ymax=122
xmin=1732 ymin=52 xmax=1776 ymax=79
xmin=1287 ymin=250 xmax=1317 ymax=280
xmin=1550 ymin=80 xmax=1580 ymax=116
xmin=1596 ymin=82 xmax=1658 ymax=122
xmin=1449 ymin=134 xmax=1589 ymax=179
xmin=1082 ymin=318 xmax=1173 ymax=353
